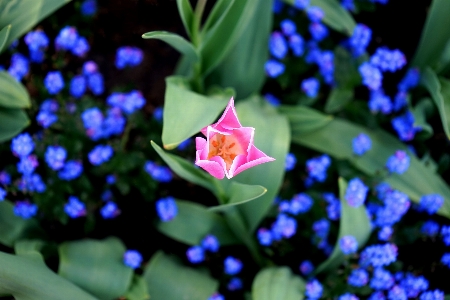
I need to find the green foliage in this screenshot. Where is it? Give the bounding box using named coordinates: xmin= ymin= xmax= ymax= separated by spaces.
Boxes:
xmin=143 ymin=251 xmax=218 ymax=300
xmin=324 ymin=87 xmax=354 ymax=114
xmin=411 ymin=0 xmax=450 ymax=69
xmin=314 ymin=178 xmax=371 ymax=274
xmin=0 ymin=71 xmax=30 ymax=108
xmin=58 ymin=237 xmax=133 ymax=300
xmin=124 ymin=276 xmax=150 ymax=300
xmin=142 ymin=31 xmax=198 ymax=62
xmin=252 ymin=267 xmax=306 ymax=300
xmin=0 ymin=250 xmax=97 ymax=300
xmin=0 ymin=24 xmax=11 ymax=52
xmin=175 ymin=0 xmax=194 ymax=38
xmin=209 ymin=182 xmax=267 ymax=212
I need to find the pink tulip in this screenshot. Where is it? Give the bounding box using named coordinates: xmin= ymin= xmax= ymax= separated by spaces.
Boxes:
xmin=195 ymin=98 xmax=275 ymax=179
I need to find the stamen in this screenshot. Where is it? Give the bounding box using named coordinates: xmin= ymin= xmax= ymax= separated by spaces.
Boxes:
xmin=229 ymin=143 xmax=235 ymax=149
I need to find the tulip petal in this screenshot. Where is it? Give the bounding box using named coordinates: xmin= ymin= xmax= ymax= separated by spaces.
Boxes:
xmin=232 ymin=145 xmax=276 ymax=177
xmin=195 ymin=158 xmax=225 ymax=179
xmin=215 ymin=97 xmax=242 ymax=130
xmin=195 ymin=137 xmax=206 ymax=150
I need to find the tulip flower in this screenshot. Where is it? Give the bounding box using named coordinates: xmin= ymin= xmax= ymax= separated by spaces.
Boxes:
xmin=195 ymin=98 xmax=275 ymax=179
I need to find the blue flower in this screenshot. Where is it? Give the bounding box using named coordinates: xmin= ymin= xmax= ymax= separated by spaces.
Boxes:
xmin=36 ymin=111 xmax=58 ymax=128
xmin=398 ymin=68 xmax=420 ymax=92
xmin=123 ymin=250 xmax=143 ymax=269
xmin=306 ymin=154 xmax=331 ymax=183
xmin=323 ymin=193 xmax=340 ymax=220
xmin=45 ymin=146 xmax=67 ymax=170
xmin=269 ymin=31 xmax=288 ymax=59
xmin=70 ymin=75 xmax=86 ymax=98
xmin=72 ymin=36 xmax=90 ymax=57
xmin=419 ymin=290 xmax=444 ymax=300
xmin=375 ymin=190 xmax=410 ymax=227
xmin=419 ymin=194 xmax=444 ymax=215
xmin=386 ymin=150 xmax=410 ymax=174
xmin=156 ymin=197 xmax=177 ymax=222
xmin=81 ymin=0 xmax=97 ymax=16
xmin=144 ymin=161 xmax=172 ymax=183
xmin=352 ymin=133 xmax=371 ymax=156
xmin=441 ymin=225 xmax=450 ymax=245
xmin=14 ymin=201 xmax=38 ymax=219
xmin=8 ymin=53 xmax=29 ymax=81
xmin=186 ymin=246 xmax=204 ymax=264
xmin=340 ymin=235 xmax=358 ymax=254
xmin=359 ymin=62 xmax=383 ymax=90
xmin=58 ymin=160 xmax=83 ymax=181
xmin=224 ymin=256 xmax=242 ymax=275
xmin=272 ymin=213 xmax=297 ymax=239
xmin=0 ymin=187 xmax=7 ymax=201
xmin=208 ymin=293 xmax=225 ymax=300
xmin=100 ymin=201 xmax=120 ymax=219
xmin=359 ymin=243 xmax=398 ymax=267
xmin=11 ymin=133 xmax=34 ymax=157
xmin=88 ymin=145 xmax=113 ymax=166
xmin=349 ymin=24 xmax=372 ymax=57
xmin=348 ymin=268 xmax=369 ymax=287
xmin=55 ymin=26 xmax=78 ymax=50
xmin=370 ymin=47 xmax=406 ymax=73
xmin=345 ymin=178 xmax=368 ymax=207
xmin=339 ymin=293 xmax=359 ymax=300
xmin=18 ymin=174 xmax=46 ymax=193
xmin=313 ymin=218 xmax=330 ymax=239
xmin=391 ymin=112 xmax=421 ymax=141
xmin=227 ymin=277 xmax=243 ymax=291
xmin=421 ymin=220 xmax=440 ymax=237
xmin=306 ymin=280 xmax=323 ymax=300
xmin=87 ymin=72 xmax=104 ymax=95
xmin=388 ymin=285 xmax=407 ymax=300
xmin=44 ymin=71 xmax=64 ymax=95
xmin=290 ymin=193 xmax=313 ymax=214
xmin=115 ymin=46 xmax=143 ymax=69
xmin=307 ymin=6 xmax=325 ymax=22
xmin=399 ymin=273 xmax=429 ymax=298
xmin=378 ymin=226 xmax=393 ymax=241
xmin=309 ymin=22 xmax=329 ymax=41
xmin=17 ymin=155 xmax=39 ymax=175
xmin=294 ymin=0 xmax=309 ymax=10
xmin=299 ymin=260 xmax=314 ymax=275
xmin=301 ymin=77 xmax=320 ymax=98
xmin=24 ymin=30 xmax=49 ymax=52
xmin=441 ymin=253 xmax=450 ymax=268
xmin=370 ymin=268 xmax=394 ymax=290
xmin=0 ymin=171 xmax=11 ymax=185
xmin=257 ymin=228 xmax=272 ymax=246
xmin=82 ymin=61 xmax=98 ymax=75
xmin=280 ymin=19 xmax=296 ymax=36
xmin=341 ymin=0 xmax=355 ymax=11
xmin=265 ymin=59 xmax=285 ymax=77
xmin=289 ymin=33 xmax=305 ymax=56
xmin=64 ymin=196 xmax=86 ymax=218
xmin=368 ymin=90 xmax=392 ymax=114
xmin=201 ymin=235 xmax=219 ymax=252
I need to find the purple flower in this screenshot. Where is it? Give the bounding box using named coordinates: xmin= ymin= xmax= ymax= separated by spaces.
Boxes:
xmin=88 ymin=145 xmax=113 ymax=166
xmin=224 ymin=256 xmax=242 ymax=275
xmin=353 ymin=133 xmax=371 ymax=156
xmin=124 ymin=250 xmax=142 ymax=269
xmin=386 ymin=150 xmax=410 ymax=174
xmin=345 ymin=178 xmax=368 ymax=207
xmin=301 ymin=77 xmax=320 ymax=98
xmin=83 ymin=61 xmax=98 ymax=75
xmin=11 ymin=133 xmax=34 ymax=157
xmin=359 ymin=62 xmax=383 ymax=90
xmin=265 ymin=59 xmax=285 ymax=77
xmin=44 ymin=71 xmax=64 ymax=95
xmin=186 ymin=246 xmax=204 ymax=264
xmin=340 ymin=235 xmax=358 ymax=254
xmin=58 ymin=160 xmax=83 ymax=181
xmin=156 ymin=197 xmax=177 ymax=222
xmin=348 ymin=268 xmax=369 ymax=287
xmin=64 ymin=196 xmax=86 ymax=218
xmin=14 ymin=201 xmax=38 ymax=219
xmin=45 ymin=146 xmax=67 ymax=170
xmin=100 ymin=201 xmax=120 ymax=219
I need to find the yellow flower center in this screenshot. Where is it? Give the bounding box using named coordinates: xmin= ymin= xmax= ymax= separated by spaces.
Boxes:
xmin=208 ymin=133 xmax=245 ymax=170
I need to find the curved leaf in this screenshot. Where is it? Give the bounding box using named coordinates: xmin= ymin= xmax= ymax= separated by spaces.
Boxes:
xmin=125 ymin=276 xmax=150 ymax=300
xmin=411 ymin=0 xmax=450 ymax=69
xmin=157 ymin=199 xmax=238 ymax=246
xmin=142 ymin=31 xmax=198 ymax=62
xmin=14 ymin=239 xmax=45 ymax=260
xmin=421 ymin=68 xmax=450 ymax=139
xmin=58 ymin=237 xmax=133 ymax=300
xmin=176 ymin=0 xmax=194 ymax=38
xmin=0 ymin=71 xmax=31 ymax=108
xmin=324 ymin=87 xmax=354 ymax=114
xmin=0 ymin=0 xmax=70 ymax=51
xmin=315 ymin=177 xmax=371 ymax=274
xmin=286 ymin=106 xmax=450 ymax=219
xmin=0 ymin=24 xmax=11 ymax=53
xmin=161 ymin=76 xmax=232 ymax=149
xmin=0 ymin=201 xmax=40 ymax=247
xmin=233 ymin=96 xmax=290 ymax=231
xmin=209 ymin=182 xmax=266 ymax=212
xmin=0 ymin=107 xmax=29 ymax=142
xmin=144 ymin=251 xmax=218 ymax=300
xmin=252 ymin=267 xmax=306 ymax=300
xmin=0 ymin=251 xmax=97 ymax=300
xmin=202 ymin=0 xmax=233 ymax=33
xmin=279 ymin=105 xmax=333 ymax=135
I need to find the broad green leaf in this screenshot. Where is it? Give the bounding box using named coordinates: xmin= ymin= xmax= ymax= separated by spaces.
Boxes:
xmin=202 ymin=0 xmax=233 ymax=33
xmin=0 ymin=71 xmax=31 ymax=108
xmin=279 ymin=105 xmax=333 ymax=135
xmin=0 ymin=0 xmax=70 ymax=51
xmin=176 ymin=0 xmax=194 ymax=38
xmin=315 ymin=178 xmax=371 ymax=274
xmin=151 ymin=141 xmax=219 ymax=195
xmin=58 ymin=237 xmax=133 ymax=300
xmin=161 ymin=76 xmax=232 ymax=149
xmin=209 ymin=182 xmax=266 ymax=212
xmin=411 ymin=0 xmax=450 ymax=69
xmin=0 ymin=201 xmax=40 ymax=247
xmin=157 ymin=199 xmax=238 ymax=246
xmin=0 ymin=251 xmax=97 ymax=300
xmin=142 ymin=31 xmax=198 ymax=62
xmin=412 ymin=98 xmax=434 ymax=137
xmin=14 ymin=239 xmax=45 ymax=260
xmin=252 ymin=267 xmax=306 ymax=300
xmin=324 ymin=87 xmax=354 ymax=113
xmin=199 ymin=0 xmax=260 ymax=75
xmin=233 ymin=96 xmax=290 ymax=231
xmin=125 ymin=276 xmax=150 ymax=300
xmin=144 ymin=251 xmax=218 ymax=300
xmin=0 ymin=24 xmax=11 ymax=53
xmin=285 ymin=106 xmax=450 ymax=219
xmin=205 ymin=0 xmax=272 ymax=99
xmin=0 ymin=107 xmax=29 ymax=142
xmin=283 ymin=0 xmax=356 ymax=35
xmin=421 ymin=68 xmax=450 ymax=139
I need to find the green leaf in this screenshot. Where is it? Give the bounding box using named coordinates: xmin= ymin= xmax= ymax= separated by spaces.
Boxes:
xmin=0 ymin=0 xmax=70 ymax=52
xmin=176 ymin=0 xmax=194 ymax=38
xmin=0 ymin=251 xmax=97 ymax=300
xmin=283 ymin=0 xmax=356 ymax=35
xmin=202 ymin=0 xmax=233 ymax=33
xmin=0 ymin=201 xmax=40 ymax=247
xmin=142 ymin=31 xmax=198 ymax=62
xmin=286 ymin=106 xmax=450 ymax=219
xmin=412 ymin=98 xmax=434 ymax=137
xmin=315 ymin=178 xmax=371 ymax=274
xmin=0 ymin=24 xmax=11 ymax=53
xmin=333 ymin=47 xmax=364 ymax=88
xmin=58 ymin=237 xmax=133 ymax=300
xmin=411 ymin=0 xmax=450 ymax=69
xmin=205 ymin=0 xmax=272 ymax=99
xmin=199 ymin=1 xmax=261 ymax=75
xmin=125 ymin=276 xmax=150 ymax=300
xmin=209 ymin=182 xmax=266 ymax=212
xmin=14 ymin=239 xmax=45 ymax=260
xmin=252 ymin=267 xmax=306 ymax=300
xmin=0 ymin=107 xmax=29 ymax=142
xmin=421 ymin=68 xmax=450 ymax=139
xmin=151 ymin=141 xmax=219 ymax=195
xmin=161 ymin=76 xmax=232 ymax=149
xmin=157 ymin=199 xmax=238 ymax=246
xmin=324 ymin=87 xmax=354 ymax=113
xmin=143 ymin=251 xmax=218 ymax=300
xmin=0 ymin=71 xmax=31 ymax=108
xmin=232 ymin=96 xmax=290 ymax=231
xmin=278 ymin=105 xmax=333 ymax=135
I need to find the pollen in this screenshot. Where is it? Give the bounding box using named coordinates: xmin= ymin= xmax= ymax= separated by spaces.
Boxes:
xmin=208 ymin=133 xmax=245 ymax=170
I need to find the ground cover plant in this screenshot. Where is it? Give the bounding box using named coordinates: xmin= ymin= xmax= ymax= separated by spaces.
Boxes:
xmin=1 ymin=0 xmax=450 ymax=299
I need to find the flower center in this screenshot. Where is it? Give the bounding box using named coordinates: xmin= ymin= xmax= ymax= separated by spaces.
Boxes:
xmin=208 ymin=133 xmax=245 ymax=170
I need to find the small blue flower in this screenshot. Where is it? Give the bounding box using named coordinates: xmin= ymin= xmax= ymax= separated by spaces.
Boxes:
xmin=186 ymin=246 xmax=204 ymax=264
xmin=70 ymin=75 xmax=86 ymax=98
xmin=88 ymin=145 xmax=113 ymax=166
xmin=36 ymin=111 xmax=58 ymax=128
xmin=17 ymin=155 xmax=39 ymax=175
xmin=45 ymin=146 xmax=67 ymax=170
xmin=378 ymin=226 xmax=393 ymax=241
xmin=421 ymin=220 xmax=440 ymax=237
xmin=269 ymin=31 xmax=288 ymax=59
xmin=339 ymin=293 xmax=359 ymax=300
xmin=391 ymin=112 xmax=421 ymax=141
xmin=340 ymin=235 xmax=358 ymax=254
xmin=115 ymin=46 xmax=143 ymax=69
xmin=264 ymin=94 xmax=281 ymax=106
xmin=14 ymin=201 xmax=38 ymax=219
xmin=100 ymin=201 xmax=120 ymax=219
xmin=386 ymin=150 xmax=410 ymax=174
xmin=359 ymin=243 xmax=398 ymax=267
xmin=352 ymin=133 xmax=371 ymax=156
xmin=341 ymin=0 xmax=355 ymax=11
xmin=82 ymin=61 xmax=98 ymax=75
xmin=0 ymin=171 xmax=10 ymax=185
xmin=280 ymin=19 xmax=296 ymax=36
xmin=348 ymin=268 xmax=369 ymax=287
xmin=299 ymin=260 xmax=314 ymax=275
xmin=0 ymin=187 xmax=7 ymax=201
xmin=201 ymin=235 xmax=220 ymax=252
xmin=19 ymin=174 xmax=46 ymax=193
xmin=124 ymin=250 xmax=143 ymax=269
xmin=44 ymin=71 xmax=64 ymax=95
xmin=370 ymin=47 xmax=406 ymax=73
xmin=307 ymin=6 xmax=325 ymax=22
xmin=81 ymin=0 xmax=97 ymax=16
xmin=24 ymin=30 xmax=49 ymax=52
xmin=156 ymin=197 xmax=177 ymax=222
xmin=257 ymin=228 xmax=272 ymax=246
xmin=8 ymin=53 xmax=29 ymax=81
xmin=370 ymin=268 xmax=394 ymax=290
xmin=323 ymin=192 xmax=340 ymax=220
xmin=227 ymin=277 xmax=243 ymax=291
xmin=58 ymin=160 xmax=83 ymax=181
xmin=294 ymin=0 xmax=309 ymax=10
xmin=306 ymin=280 xmax=323 ymax=300
xmin=301 ymin=77 xmax=320 ymax=98
xmin=398 ymin=68 xmax=420 ymax=92
xmin=87 ymin=72 xmax=104 ymax=95
xmin=64 ymin=196 xmax=86 ymax=218
xmin=289 ymin=33 xmax=305 ymax=56
xmin=272 ymin=213 xmax=297 ymax=239
xmin=306 ymin=154 xmax=331 ymax=183
xmin=419 ymin=290 xmax=444 ymax=300
xmin=345 ymin=178 xmax=368 ymax=207
xmin=144 ymin=161 xmax=172 ymax=183
xmin=11 ymin=133 xmax=34 ymax=157
xmin=72 ymin=36 xmax=90 ymax=57
xmin=399 ymin=273 xmax=429 ymax=298
xmin=309 ymin=22 xmax=328 ymax=41
xmin=208 ymin=292 xmax=225 ymax=300
xmin=106 ymin=174 xmax=116 ymax=184
xmin=313 ymin=218 xmax=330 ymax=239
xmin=290 ymin=193 xmax=313 ymax=214
xmin=224 ymin=256 xmax=243 ymax=275
xmin=441 ymin=225 xmax=450 ymax=245
xmin=441 ymin=253 xmax=450 ymax=268
xmin=55 ymin=26 xmax=78 ymax=50
xmin=265 ymin=59 xmax=285 ymax=77
xmin=359 ymin=62 xmax=383 ymax=90
xmin=419 ymin=194 xmax=444 ymax=215
xmin=388 ymin=285 xmax=407 ymax=300
xmin=349 ymin=24 xmax=372 ymax=57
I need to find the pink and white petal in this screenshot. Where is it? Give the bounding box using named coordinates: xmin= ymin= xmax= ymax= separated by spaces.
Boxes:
xmin=195 ymin=159 xmax=225 ymax=179
xmin=214 ymin=98 xmax=242 ymax=131
xmin=246 ymin=144 xmax=274 ymax=162
xmin=232 ymin=155 xmax=276 ymax=177
xmin=227 ymin=154 xmax=248 ymax=178
xmin=232 ymin=126 xmax=255 ymax=152
xmin=195 ymin=137 xmax=207 ymax=151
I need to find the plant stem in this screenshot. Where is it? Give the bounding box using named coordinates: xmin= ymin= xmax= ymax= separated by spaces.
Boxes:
xmin=192 ymin=0 xmax=208 ymax=47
